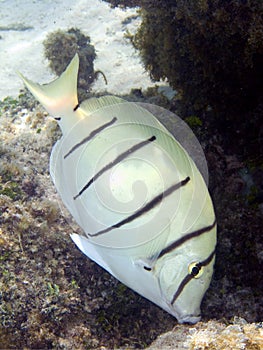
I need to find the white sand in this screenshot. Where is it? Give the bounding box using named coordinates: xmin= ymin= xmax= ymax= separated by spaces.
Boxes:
xmin=0 ymin=0 xmax=155 ymax=100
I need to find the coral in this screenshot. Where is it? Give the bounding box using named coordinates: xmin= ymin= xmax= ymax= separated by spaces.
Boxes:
xmin=147 ymin=319 xmax=263 ymax=350
xmin=43 ymin=28 xmax=97 ymax=91
xmin=105 ymin=0 xmax=263 ymax=159
xmin=124 ymin=0 xmax=263 ymax=113
xmin=187 ymin=319 xmax=263 ymax=350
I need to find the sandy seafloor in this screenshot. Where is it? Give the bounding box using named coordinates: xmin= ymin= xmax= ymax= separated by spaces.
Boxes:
xmin=0 ymin=0 xmax=263 ymax=349
xmin=0 ymin=0 xmax=154 ymax=100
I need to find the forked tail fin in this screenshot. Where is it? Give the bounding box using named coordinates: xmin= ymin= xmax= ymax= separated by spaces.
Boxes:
xmin=18 ymin=54 xmax=80 ymax=133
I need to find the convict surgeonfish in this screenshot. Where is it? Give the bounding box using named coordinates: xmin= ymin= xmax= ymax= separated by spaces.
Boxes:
xmin=18 ymin=54 xmax=216 ymax=324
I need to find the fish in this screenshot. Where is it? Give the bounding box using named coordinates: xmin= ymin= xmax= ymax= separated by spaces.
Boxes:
xmin=18 ymin=54 xmax=217 ymax=324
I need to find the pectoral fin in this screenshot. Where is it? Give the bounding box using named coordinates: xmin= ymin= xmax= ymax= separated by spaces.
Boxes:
xmin=70 ymin=233 xmax=114 ymax=275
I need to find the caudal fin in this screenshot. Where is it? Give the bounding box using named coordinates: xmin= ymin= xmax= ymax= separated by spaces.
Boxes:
xmin=18 ymin=54 xmax=79 ymax=119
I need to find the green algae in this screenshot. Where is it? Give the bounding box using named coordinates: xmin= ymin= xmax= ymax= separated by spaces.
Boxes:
xmin=0 ymin=96 xmax=20 ymax=112
xmin=185 ymin=115 xmax=203 ymax=128
xmin=0 ymin=182 xmax=24 ymax=201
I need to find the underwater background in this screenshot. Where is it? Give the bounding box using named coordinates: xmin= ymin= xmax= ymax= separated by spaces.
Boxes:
xmin=0 ymin=0 xmax=262 ymax=348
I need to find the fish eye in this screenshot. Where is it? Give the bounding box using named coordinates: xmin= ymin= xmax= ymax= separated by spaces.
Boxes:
xmin=188 ymin=262 xmax=203 ymax=278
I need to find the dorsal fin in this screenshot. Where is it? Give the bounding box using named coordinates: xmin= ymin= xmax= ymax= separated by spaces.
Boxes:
xmin=79 ymin=95 xmax=125 ymax=117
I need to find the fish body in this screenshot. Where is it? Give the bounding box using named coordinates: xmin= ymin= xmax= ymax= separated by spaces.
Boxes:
xmin=18 ymin=54 xmax=216 ymax=323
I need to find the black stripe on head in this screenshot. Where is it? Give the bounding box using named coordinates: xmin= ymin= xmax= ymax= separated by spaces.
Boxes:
xmin=88 ymin=177 xmax=190 ymax=238
xmin=64 ymin=117 xmax=117 ymax=159
xmin=158 ymin=220 xmax=216 ymax=260
xmin=171 ymin=249 xmax=216 ymax=305
xmin=73 ymin=135 xmax=157 ymax=200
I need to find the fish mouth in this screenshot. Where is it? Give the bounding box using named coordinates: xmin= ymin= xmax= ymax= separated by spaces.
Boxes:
xmin=164 ymin=300 xmax=201 ymax=324
xmin=176 ymin=313 xmax=201 ymax=324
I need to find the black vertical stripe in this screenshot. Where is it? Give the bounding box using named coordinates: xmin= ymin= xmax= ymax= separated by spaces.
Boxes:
xmin=74 ymin=135 xmax=157 ymax=200
xmin=73 ymin=104 xmax=80 ymax=111
xmin=158 ymin=220 xmax=216 ymax=260
xmin=171 ymin=249 xmax=216 ymax=305
xmin=64 ymin=117 xmax=117 ymax=159
xmin=171 ymin=274 xmax=193 ymax=305
xmin=88 ymin=177 xmax=190 ymax=237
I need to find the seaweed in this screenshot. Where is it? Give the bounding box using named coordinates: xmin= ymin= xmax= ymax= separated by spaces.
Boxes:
xmin=105 ymin=0 xmax=263 ymax=159
xmin=43 ymin=28 xmax=97 ymax=91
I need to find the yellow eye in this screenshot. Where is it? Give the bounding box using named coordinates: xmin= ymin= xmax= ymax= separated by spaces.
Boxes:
xmin=188 ymin=262 xmax=203 ymax=278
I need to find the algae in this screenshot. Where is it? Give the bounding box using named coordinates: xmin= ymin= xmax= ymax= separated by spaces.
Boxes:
xmin=0 ymin=86 xmax=262 ymax=348
xmin=43 ymin=28 xmax=97 ymax=91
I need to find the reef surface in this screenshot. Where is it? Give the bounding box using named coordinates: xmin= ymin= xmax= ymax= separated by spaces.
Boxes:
xmin=0 ymin=89 xmax=262 ymax=348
